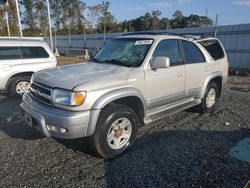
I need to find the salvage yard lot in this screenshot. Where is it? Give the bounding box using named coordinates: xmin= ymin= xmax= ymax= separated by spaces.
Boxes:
xmin=0 ymin=76 xmax=250 ymax=187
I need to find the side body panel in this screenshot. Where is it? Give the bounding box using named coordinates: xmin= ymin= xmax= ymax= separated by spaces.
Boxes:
xmin=144 ymin=66 xmax=186 ymax=109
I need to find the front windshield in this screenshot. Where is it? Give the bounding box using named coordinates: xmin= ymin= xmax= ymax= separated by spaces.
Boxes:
xmin=94 ymin=38 xmax=153 ymax=67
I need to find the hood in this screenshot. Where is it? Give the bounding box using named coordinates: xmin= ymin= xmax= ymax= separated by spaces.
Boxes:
xmin=33 ymin=62 xmax=129 ymax=90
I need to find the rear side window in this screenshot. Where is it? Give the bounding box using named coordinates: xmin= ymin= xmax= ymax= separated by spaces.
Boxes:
xmin=0 ymin=47 xmax=21 ymax=60
xmin=182 ymin=40 xmax=205 ymax=64
xmin=20 ymin=47 xmax=49 ymax=58
xmin=199 ymin=40 xmax=224 ymax=60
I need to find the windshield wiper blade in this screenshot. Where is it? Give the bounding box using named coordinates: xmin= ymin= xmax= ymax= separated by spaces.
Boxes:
xmin=103 ymin=59 xmax=131 ymax=67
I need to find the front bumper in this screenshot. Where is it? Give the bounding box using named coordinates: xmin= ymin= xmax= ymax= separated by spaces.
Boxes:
xmin=21 ymin=93 xmax=91 ymax=139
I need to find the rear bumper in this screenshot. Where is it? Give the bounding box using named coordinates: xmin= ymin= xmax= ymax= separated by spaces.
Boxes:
xmin=21 ymin=93 xmax=92 ymax=139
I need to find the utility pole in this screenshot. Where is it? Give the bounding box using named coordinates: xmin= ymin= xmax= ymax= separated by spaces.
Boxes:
xmin=15 ymin=0 xmax=22 ymax=37
xmin=103 ymin=22 xmax=106 ymax=41
xmin=103 ymin=0 xmax=107 ymax=42
xmin=80 ymin=15 xmax=86 ymax=48
xmin=5 ymin=0 xmax=10 ymax=37
xmin=46 ymin=0 xmax=53 ymax=51
xmin=204 ymin=8 xmax=208 ymax=28
xmin=214 ymin=13 xmax=219 ymax=37
xmin=54 ymin=31 xmax=60 ymax=56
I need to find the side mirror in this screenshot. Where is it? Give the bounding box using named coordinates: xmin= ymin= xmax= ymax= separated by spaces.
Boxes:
xmin=151 ymin=57 xmax=170 ymax=69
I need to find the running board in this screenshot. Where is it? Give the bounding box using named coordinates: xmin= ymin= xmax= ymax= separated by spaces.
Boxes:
xmin=144 ymin=98 xmax=201 ymax=125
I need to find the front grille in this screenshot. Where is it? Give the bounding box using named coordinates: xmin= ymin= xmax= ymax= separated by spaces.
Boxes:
xmin=29 ymin=83 xmax=53 ymax=105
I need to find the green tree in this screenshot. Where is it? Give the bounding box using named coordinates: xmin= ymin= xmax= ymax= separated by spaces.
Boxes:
xmin=0 ymin=0 xmax=19 ymax=36
xmin=160 ymin=17 xmax=170 ymax=30
xmin=87 ymin=4 xmax=102 ymax=29
xmin=96 ymin=1 xmax=117 ymax=33
xmin=20 ymin=0 xmax=35 ymax=32
xmin=171 ymin=10 xmax=188 ymax=28
xmin=34 ymin=0 xmax=48 ymax=36
xmin=72 ymin=0 xmax=86 ymax=34
xmin=55 ymin=0 xmax=86 ymax=35
xmin=151 ymin=10 xmax=161 ymax=30
xmin=187 ymin=14 xmax=213 ymax=28
xmin=51 ymin=0 xmax=63 ymax=32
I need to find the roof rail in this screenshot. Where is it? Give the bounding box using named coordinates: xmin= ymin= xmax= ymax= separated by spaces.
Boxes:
xmin=123 ymin=31 xmax=179 ymax=36
xmin=0 ymin=37 xmax=44 ymax=41
xmin=122 ymin=31 xmax=213 ymax=41
xmin=182 ymin=35 xmax=202 ymax=40
xmin=123 ymin=31 xmax=159 ymax=36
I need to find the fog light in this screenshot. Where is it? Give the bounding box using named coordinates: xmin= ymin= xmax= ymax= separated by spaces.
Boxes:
xmin=59 ymin=128 xmax=67 ymax=134
xmin=46 ymin=124 xmax=67 ymax=134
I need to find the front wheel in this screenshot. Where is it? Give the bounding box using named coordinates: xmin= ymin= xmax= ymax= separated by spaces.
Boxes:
xmin=90 ymin=104 xmax=138 ymax=159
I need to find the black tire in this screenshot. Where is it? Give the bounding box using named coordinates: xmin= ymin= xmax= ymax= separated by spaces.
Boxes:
xmin=90 ymin=103 xmax=139 ymax=159
xmin=8 ymin=76 xmax=31 ymax=97
xmin=198 ymin=81 xmax=219 ymax=114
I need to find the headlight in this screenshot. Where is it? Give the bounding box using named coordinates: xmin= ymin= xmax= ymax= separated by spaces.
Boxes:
xmin=30 ymin=74 xmax=34 ymax=84
xmin=53 ymin=89 xmax=86 ymax=106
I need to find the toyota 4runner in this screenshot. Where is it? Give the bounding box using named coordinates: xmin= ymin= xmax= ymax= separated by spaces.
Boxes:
xmin=21 ymin=33 xmax=228 ymax=159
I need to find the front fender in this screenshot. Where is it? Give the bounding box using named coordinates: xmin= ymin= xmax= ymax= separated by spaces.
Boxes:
xmin=92 ymin=87 xmax=146 ymax=110
xmin=86 ymin=87 xmax=146 ymax=136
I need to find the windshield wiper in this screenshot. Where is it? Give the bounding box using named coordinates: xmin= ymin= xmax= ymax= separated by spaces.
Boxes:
xmin=103 ymin=59 xmax=132 ymax=67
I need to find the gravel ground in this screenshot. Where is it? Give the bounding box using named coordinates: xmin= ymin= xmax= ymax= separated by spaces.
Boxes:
xmin=0 ymin=76 xmax=250 ymax=188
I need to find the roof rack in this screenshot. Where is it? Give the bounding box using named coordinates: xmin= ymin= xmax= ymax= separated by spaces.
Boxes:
xmin=123 ymin=31 xmax=159 ymax=36
xmin=123 ymin=31 xmax=177 ymax=36
xmin=182 ymin=35 xmax=202 ymax=40
xmin=122 ymin=31 xmax=209 ymax=40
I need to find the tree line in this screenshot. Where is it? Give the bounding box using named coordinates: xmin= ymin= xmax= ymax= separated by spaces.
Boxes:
xmin=0 ymin=0 xmax=214 ymax=37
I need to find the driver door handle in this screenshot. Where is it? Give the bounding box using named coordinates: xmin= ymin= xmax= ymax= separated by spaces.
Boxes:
xmin=177 ymin=73 xmax=183 ymax=78
xmin=3 ymin=64 xmax=12 ymax=71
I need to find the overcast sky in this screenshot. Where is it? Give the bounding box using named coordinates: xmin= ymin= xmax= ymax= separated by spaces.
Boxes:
xmin=84 ymin=0 xmax=250 ymax=25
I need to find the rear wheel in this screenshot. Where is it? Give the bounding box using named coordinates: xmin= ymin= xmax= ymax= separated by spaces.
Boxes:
xmin=90 ymin=103 xmax=138 ymax=159
xmin=198 ymin=81 xmax=219 ymax=113
xmin=8 ymin=77 xmax=31 ymax=96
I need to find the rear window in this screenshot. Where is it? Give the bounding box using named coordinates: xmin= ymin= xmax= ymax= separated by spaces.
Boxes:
xmin=0 ymin=47 xmax=21 ymax=60
xmin=20 ymin=47 xmax=49 ymax=58
xmin=199 ymin=40 xmax=224 ymax=60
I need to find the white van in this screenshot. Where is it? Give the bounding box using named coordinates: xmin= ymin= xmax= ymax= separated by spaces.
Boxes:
xmin=0 ymin=38 xmax=57 ymax=96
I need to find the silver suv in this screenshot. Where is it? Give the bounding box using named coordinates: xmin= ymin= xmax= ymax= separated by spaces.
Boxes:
xmin=21 ymin=33 xmax=228 ymax=159
xmin=0 ymin=38 xmax=57 ymax=96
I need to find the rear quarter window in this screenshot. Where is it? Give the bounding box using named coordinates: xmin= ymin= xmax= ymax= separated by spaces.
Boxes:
xmin=0 ymin=47 xmax=21 ymax=60
xmin=20 ymin=47 xmax=49 ymax=59
xmin=199 ymin=40 xmax=225 ymax=60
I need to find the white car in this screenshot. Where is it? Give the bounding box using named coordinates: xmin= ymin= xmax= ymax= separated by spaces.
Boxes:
xmin=0 ymin=38 xmax=57 ymax=96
